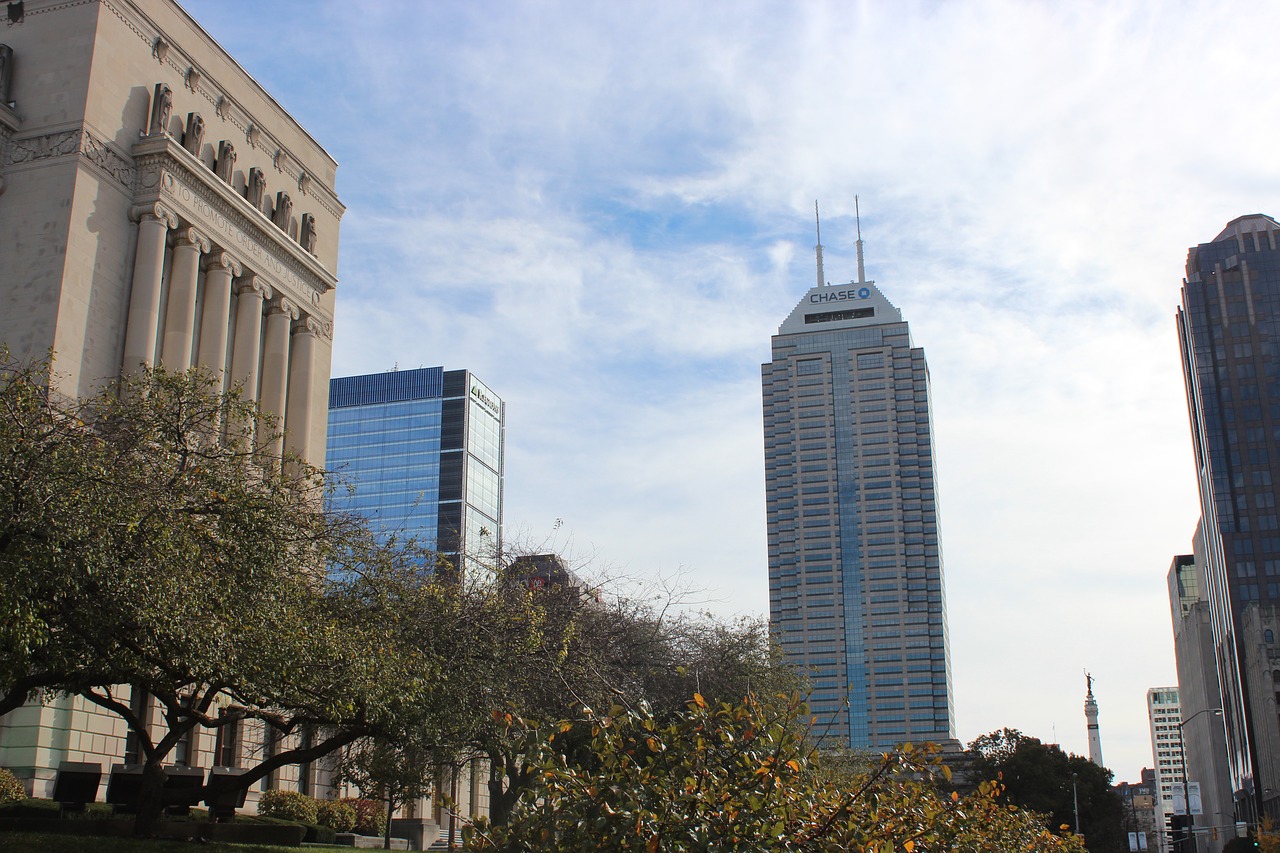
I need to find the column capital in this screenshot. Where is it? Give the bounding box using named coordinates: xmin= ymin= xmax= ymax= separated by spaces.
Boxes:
xmin=235 ymin=275 xmax=273 ymax=300
xmin=171 ymin=226 xmax=211 ymax=254
xmin=291 ymin=314 xmax=324 ymax=337
xmin=203 ymin=250 xmax=243 ymax=277
xmin=129 ymin=202 xmax=179 ymax=229
xmin=267 ymin=297 xmax=300 ymax=321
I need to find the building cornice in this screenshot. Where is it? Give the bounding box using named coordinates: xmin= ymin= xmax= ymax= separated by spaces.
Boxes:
xmin=17 ymin=0 xmax=344 ymax=219
xmin=132 ymin=133 xmax=337 ymax=319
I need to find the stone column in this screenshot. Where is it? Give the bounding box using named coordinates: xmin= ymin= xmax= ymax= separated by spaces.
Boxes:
xmin=230 ymin=276 xmax=270 ymax=402
xmin=258 ymin=297 xmax=298 ymax=460
xmin=196 ymin=251 xmax=242 ymax=388
xmin=122 ymin=203 xmax=178 ymax=373
xmin=284 ymin=315 xmax=321 ymax=465
xmin=160 ymin=227 xmax=211 ymax=370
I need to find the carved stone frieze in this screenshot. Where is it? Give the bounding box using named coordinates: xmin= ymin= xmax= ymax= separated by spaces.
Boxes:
xmin=4 ymin=126 xmax=136 ymax=190
xmin=79 ymin=130 xmax=135 ymax=187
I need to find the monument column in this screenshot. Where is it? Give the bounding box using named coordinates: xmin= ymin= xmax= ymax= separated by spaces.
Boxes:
xmin=196 ymin=251 xmax=242 ymax=387
xmin=229 ymin=276 xmax=270 ymax=404
xmin=259 ymin=297 xmax=298 ymax=459
xmin=160 ymin=227 xmax=211 ymax=369
xmin=122 ymin=203 xmax=178 ymax=373
xmin=284 ymin=315 xmax=321 ymax=465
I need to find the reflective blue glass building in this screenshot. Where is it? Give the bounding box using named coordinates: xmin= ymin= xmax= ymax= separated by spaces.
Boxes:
xmin=762 ymin=259 xmax=955 ymax=750
xmin=327 ymin=367 xmax=504 ymax=572
xmin=1177 ymin=213 xmax=1280 ymax=820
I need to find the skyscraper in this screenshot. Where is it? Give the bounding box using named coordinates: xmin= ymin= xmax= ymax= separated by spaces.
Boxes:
xmin=1177 ymin=214 xmax=1280 ymax=822
xmin=327 ymin=367 xmax=504 ymax=573
xmin=1147 ymin=687 xmax=1184 ymax=848
xmin=762 ymin=216 xmax=954 ymax=750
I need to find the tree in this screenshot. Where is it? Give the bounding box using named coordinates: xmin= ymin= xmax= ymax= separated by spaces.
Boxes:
xmin=968 ymin=728 xmax=1127 ymax=852
xmin=0 ymin=356 xmax=465 ymax=835
xmin=463 ymin=694 xmax=1089 ymax=852
xmin=435 ymin=563 xmax=803 ymax=826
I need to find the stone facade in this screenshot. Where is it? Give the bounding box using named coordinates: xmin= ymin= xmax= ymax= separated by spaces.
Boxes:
xmin=0 ymin=0 xmax=343 ymax=803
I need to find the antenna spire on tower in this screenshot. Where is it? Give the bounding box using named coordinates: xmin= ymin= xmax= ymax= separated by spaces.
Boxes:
xmin=815 ymin=200 xmax=826 ymax=289
xmin=855 ymin=195 xmax=866 ymax=286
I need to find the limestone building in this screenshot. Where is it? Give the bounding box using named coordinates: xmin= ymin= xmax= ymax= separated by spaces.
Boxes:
xmin=0 ymin=0 xmax=343 ymax=798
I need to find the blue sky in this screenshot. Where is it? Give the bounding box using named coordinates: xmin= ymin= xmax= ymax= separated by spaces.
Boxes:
xmin=179 ymin=0 xmax=1280 ymax=782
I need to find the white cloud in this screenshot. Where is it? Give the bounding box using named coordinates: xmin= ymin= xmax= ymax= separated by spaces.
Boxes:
xmin=183 ymin=0 xmax=1280 ymax=782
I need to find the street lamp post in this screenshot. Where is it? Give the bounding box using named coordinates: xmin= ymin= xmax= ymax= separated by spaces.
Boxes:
xmin=1072 ymin=772 xmax=1080 ymax=836
xmin=1176 ymin=707 xmax=1224 ymax=853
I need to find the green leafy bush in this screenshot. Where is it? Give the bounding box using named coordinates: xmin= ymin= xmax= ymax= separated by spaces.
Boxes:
xmin=343 ymin=798 xmax=386 ymax=836
xmin=257 ymin=789 xmax=318 ymax=824
xmin=0 ymin=769 xmax=27 ymax=804
xmin=317 ymin=798 xmax=357 ymax=832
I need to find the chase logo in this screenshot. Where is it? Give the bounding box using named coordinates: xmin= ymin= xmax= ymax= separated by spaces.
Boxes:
xmin=810 ymin=287 xmax=871 ymax=304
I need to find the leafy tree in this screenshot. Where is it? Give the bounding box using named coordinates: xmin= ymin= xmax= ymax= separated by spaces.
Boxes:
xmin=0 ymin=356 xmax=466 ymax=836
xmin=337 ymin=736 xmax=440 ymax=850
xmin=463 ymin=694 xmax=1088 ymax=852
xmin=437 ymin=564 xmax=803 ymax=825
xmin=968 ymin=728 xmax=1126 ymax=852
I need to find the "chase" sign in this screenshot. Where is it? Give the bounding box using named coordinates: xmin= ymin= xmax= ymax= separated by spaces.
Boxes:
xmin=810 ymin=287 xmax=871 ymax=304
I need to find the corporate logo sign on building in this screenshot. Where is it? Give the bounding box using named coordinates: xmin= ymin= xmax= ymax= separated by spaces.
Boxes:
xmin=808 ymin=285 xmax=873 ymax=304
xmin=778 ymin=282 xmax=903 ymax=335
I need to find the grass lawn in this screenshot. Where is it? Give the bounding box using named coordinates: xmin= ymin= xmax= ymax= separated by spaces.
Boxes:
xmin=0 ymin=832 xmax=314 ymax=852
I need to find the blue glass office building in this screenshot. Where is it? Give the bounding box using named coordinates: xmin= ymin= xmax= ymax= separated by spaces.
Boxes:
xmin=327 ymin=367 xmax=504 ymax=571
xmin=763 ymin=269 xmax=954 ymax=750
xmin=1177 ymin=214 xmax=1280 ymax=819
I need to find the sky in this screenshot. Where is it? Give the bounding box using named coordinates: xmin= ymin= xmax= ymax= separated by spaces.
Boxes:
xmin=177 ymin=0 xmax=1280 ymax=784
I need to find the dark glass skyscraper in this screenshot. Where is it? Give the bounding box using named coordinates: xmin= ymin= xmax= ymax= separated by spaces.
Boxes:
xmin=1177 ymin=213 xmax=1280 ymax=818
xmin=762 ymin=241 xmax=954 ymax=750
xmin=327 ymin=366 xmax=504 ymax=572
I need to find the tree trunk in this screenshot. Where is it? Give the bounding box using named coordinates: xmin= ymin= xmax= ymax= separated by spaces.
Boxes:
xmin=485 ymin=752 xmax=527 ymax=828
xmin=383 ymin=791 xmax=395 ymax=850
xmin=132 ymin=761 xmax=168 ymax=838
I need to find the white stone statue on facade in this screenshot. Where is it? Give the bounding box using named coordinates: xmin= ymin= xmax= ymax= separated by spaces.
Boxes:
xmin=300 ymin=213 xmax=317 ymax=254
xmin=246 ymin=167 xmax=267 ymax=210
xmin=216 ymin=140 xmax=236 ymax=183
xmin=182 ymin=112 xmax=204 ymax=156
xmin=148 ymin=83 xmax=172 ymax=136
xmin=0 ymin=45 xmax=14 ymax=105
xmin=272 ymin=191 xmax=292 ymax=231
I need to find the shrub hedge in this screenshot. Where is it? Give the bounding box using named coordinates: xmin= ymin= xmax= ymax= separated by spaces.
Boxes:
xmin=0 ymin=768 xmax=27 ymax=804
xmin=317 ymin=798 xmax=357 ymax=832
xmin=256 ymin=789 xmax=318 ymax=824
